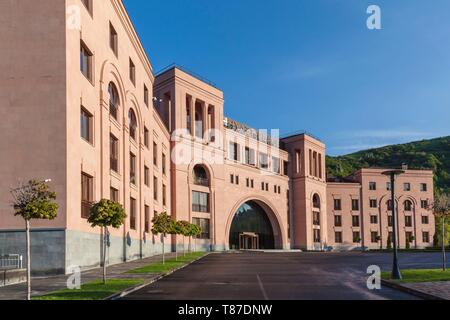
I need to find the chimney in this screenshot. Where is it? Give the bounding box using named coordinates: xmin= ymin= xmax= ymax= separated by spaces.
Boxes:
xmin=402 ymin=163 xmax=408 ymax=171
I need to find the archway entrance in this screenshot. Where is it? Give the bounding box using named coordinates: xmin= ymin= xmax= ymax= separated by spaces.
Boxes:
xmin=229 ymin=201 xmax=275 ymax=250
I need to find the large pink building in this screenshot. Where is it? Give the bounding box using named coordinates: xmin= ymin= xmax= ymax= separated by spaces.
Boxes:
xmin=0 ymin=0 xmax=435 ymax=274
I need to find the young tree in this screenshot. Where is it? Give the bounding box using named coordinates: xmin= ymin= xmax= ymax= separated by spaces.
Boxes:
xmin=189 ymin=224 xmax=202 ymax=252
xmin=168 ymin=220 xmax=183 ymax=261
xmin=430 ymin=194 xmax=450 ymax=271
xmin=151 ymin=212 xmax=173 ymax=264
xmin=387 ymin=234 xmax=392 ymax=250
xmin=88 ymin=199 xmax=126 ymax=284
xmin=10 ymin=179 xmax=58 ymax=300
xmin=178 ymin=221 xmax=191 ymax=257
xmin=375 ymin=235 xmax=382 ymax=250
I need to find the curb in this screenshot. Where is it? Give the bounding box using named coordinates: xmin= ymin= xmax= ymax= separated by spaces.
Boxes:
xmin=381 ymin=279 xmax=446 ymax=300
xmin=105 ymin=253 xmax=210 ymax=300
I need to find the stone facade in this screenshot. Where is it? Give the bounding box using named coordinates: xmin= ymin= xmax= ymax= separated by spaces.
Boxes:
xmin=0 ymin=0 xmax=436 ymax=274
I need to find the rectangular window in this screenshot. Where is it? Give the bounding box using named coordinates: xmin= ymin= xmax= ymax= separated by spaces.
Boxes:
xmin=144 ymin=166 xmax=150 ymax=187
xmin=110 ymin=134 xmax=119 ymax=173
xmin=421 ymin=200 xmax=428 ymax=209
xmin=245 ymin=147 xmax=255 ymax=166
xmin=371 ymin=232 xmax=379 ymax=243
xmin=163 ymin=184 xmax=167 ymax=207
xmin=129 ymin=58 xmax=136 ymax=85
xmin=235 ymin=176 xmax=239 ymax=185
xmin=110 ymin=187 xmax=118 ymax=202
xmin=274 ymin=185 xmax=277 ymax=193
xmin=80 ymin=41 xmax=93 ymax=81
xmin=230 ymin=174 xmax=234 ymax=184
xmin=370 ymin=199 xmax=377 ymax=208
xmin=192 ymin=218 xmax=210 ymax=239
xmin=251 ymin=179 xmax=254 ymax=188
xmin=335 ymin=232 xmax=343 ymax=244
xmin=405 ymin=216 xmax=413 ymax=227
xmin=351 ymin=199 xmax=359 ymax=211
xmin=334 ymin=199 xmax=342 ymax=211
xmin=388 ymin=216 xmax=393 ymax=227
xmin=144 ymin=84 xmax=149 ymax=107
xmin=353 ymin=231 xmax=361 ymax=243
xmin=153 ymin=177 xmax=158 ymax=201
xmin=80 ymin=107 xmax=93 ymax=144
xmin=420 ymin=183 xmax=428 ymax=192
xmin=422 ymin=215 xmax=429 ymax=224
xmin=422 ymin=232 xmax=430 ymax=243
xmin=313 ymin=212 xmax=320 ymax=226
xmin=162 ymin=153 xmax=167 ymax=175
xmin=109 ymin=23 xmax=118 ymax=56
xmin=404 ymin=183 xmax=411 ymax=191
xmin=283 ymin=160 xmax=289 ymax=176
xmin=145 ymin=205 xmax=150 ymax=233
xmin=192 ymin=191 xmax=209 ymax=213
xmin=130 ymin=197 xmax=136 ymax=230
xmin=334 ymin=215 xmax=342 ymax=227
xmin=259 ymin=153 xmax=269 ymax=170
xmin=81 ymin=172 xmax=93 ymax=219
xmin=265 ymin=183 xmax=269 ymax=191
xmin=246 ymin=178 xmax=250 ymax=188
xmin=369 ymin=182 xmax=377 ymax=190
xmin=229 ymin=142 xmax=239 ymax=161
xmin=278 ymin=186 xmax=281 ymax=194
xmin=370 ymin=215 xmax=378 ymax=224
xmin=130 ymin=153 xmax=136 ymax=185
xmin=352 ymin=215 xmax=360 ymax=227
xmin=261 ymin=182 xmax=265 ymax=190
xmin=313 ymin=229 xmax=321 ymax=243
xmin=153 ymin=142 xmax=158 ymax=166
xmin=272 ymin=157 xmax=280 ymax=174
xmin=144 ymin=127 xmax=149 ymax=148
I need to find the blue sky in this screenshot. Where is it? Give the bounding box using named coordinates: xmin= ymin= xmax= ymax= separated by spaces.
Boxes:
xmin=123 ymin=0 xmax=450 ymax=156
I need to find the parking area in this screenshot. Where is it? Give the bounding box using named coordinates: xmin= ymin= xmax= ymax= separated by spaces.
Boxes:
xmin=123 ymin=251 xmax=450 ymax=300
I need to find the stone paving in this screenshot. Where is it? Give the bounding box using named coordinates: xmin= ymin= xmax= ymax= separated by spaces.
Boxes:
xmin=402 ymin=281 xmax=450 ymax=300
xmin=0 ymin=252 xmax=178 ymax=300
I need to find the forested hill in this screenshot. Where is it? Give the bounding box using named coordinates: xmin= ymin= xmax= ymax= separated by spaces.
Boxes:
xmin=326 ymin=136 xmax=450 ymax=194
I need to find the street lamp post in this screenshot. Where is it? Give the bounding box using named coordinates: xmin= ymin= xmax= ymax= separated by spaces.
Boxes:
xmin=382 ymin=169 xmax=404 ymax=280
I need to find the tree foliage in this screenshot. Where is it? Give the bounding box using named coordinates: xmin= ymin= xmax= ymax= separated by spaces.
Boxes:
xmin=151 ymin=212 xmax=173 ymax=236
xmin=88 ymin=199 xmax=126 ymax=229
xmin=11 ymin=180 xmax=58 ymax=221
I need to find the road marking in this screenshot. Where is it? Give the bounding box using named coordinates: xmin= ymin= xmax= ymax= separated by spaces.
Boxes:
xmin=257 ymin=274 xmax=269 ymax=300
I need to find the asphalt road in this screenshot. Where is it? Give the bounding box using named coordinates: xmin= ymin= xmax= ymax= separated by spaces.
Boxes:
xmin=123 ymin=252 xmax=450 ymax=300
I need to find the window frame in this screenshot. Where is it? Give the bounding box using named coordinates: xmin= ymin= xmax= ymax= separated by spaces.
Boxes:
xmin=80 ymin=106 xmax=93 ymax=144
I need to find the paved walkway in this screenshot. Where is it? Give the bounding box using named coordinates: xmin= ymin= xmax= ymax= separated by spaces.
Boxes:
xmin=0 ymin=253 xmax=177 ymax=300
xmin=403 ymin=281 xmax=450 ymax=300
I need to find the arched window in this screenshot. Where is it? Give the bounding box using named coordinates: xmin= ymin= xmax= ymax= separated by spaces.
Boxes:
xmin=128 ymin=109 xmax=137 ymax=141
xmin=313 ymin=194 xmax=321 ymax=209
xmin=193 ymin=165 xmax=209 ymax=187
xmin=404 ymin=200 xmax=412 ymax=211
xmin=387 ymin=200 xmax=393 ymax=211
xmin=108 ymin=82 xmax=119 ymax=120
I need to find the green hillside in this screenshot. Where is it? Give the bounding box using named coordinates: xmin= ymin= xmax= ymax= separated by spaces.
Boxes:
xmin=326 ymin=136 xmax=450 ymax=194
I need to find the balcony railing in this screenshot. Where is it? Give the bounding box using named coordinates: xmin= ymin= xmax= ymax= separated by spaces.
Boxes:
xmin=193 ymin=177 xmax=210 ymax=187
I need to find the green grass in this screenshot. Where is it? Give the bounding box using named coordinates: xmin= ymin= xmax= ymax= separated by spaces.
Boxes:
xmin=33 ymin=279 xmax=144 ymax=300
xmin=126 ymin=252 xmax=206 ymax=274
xmin=382 ymin=269 xmax=450 ymax=283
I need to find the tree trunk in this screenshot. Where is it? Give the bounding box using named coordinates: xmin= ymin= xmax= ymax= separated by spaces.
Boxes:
xmin=443 ymin=217 xmax=446 ymax=271
xmin=103 ymin=227 xmax=108 ymax=284
xmin=175 ymin=236 xmax=178 ymax=261
xmin=183 ymin=236 xmax=185 ymax=257
xmin=162 ymin=235 xmax=165 ymax=265
xmin=188 ymin=236 xmax=191 ymax=253
xmin=26 ymin=220 xmax=31 ymax=301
